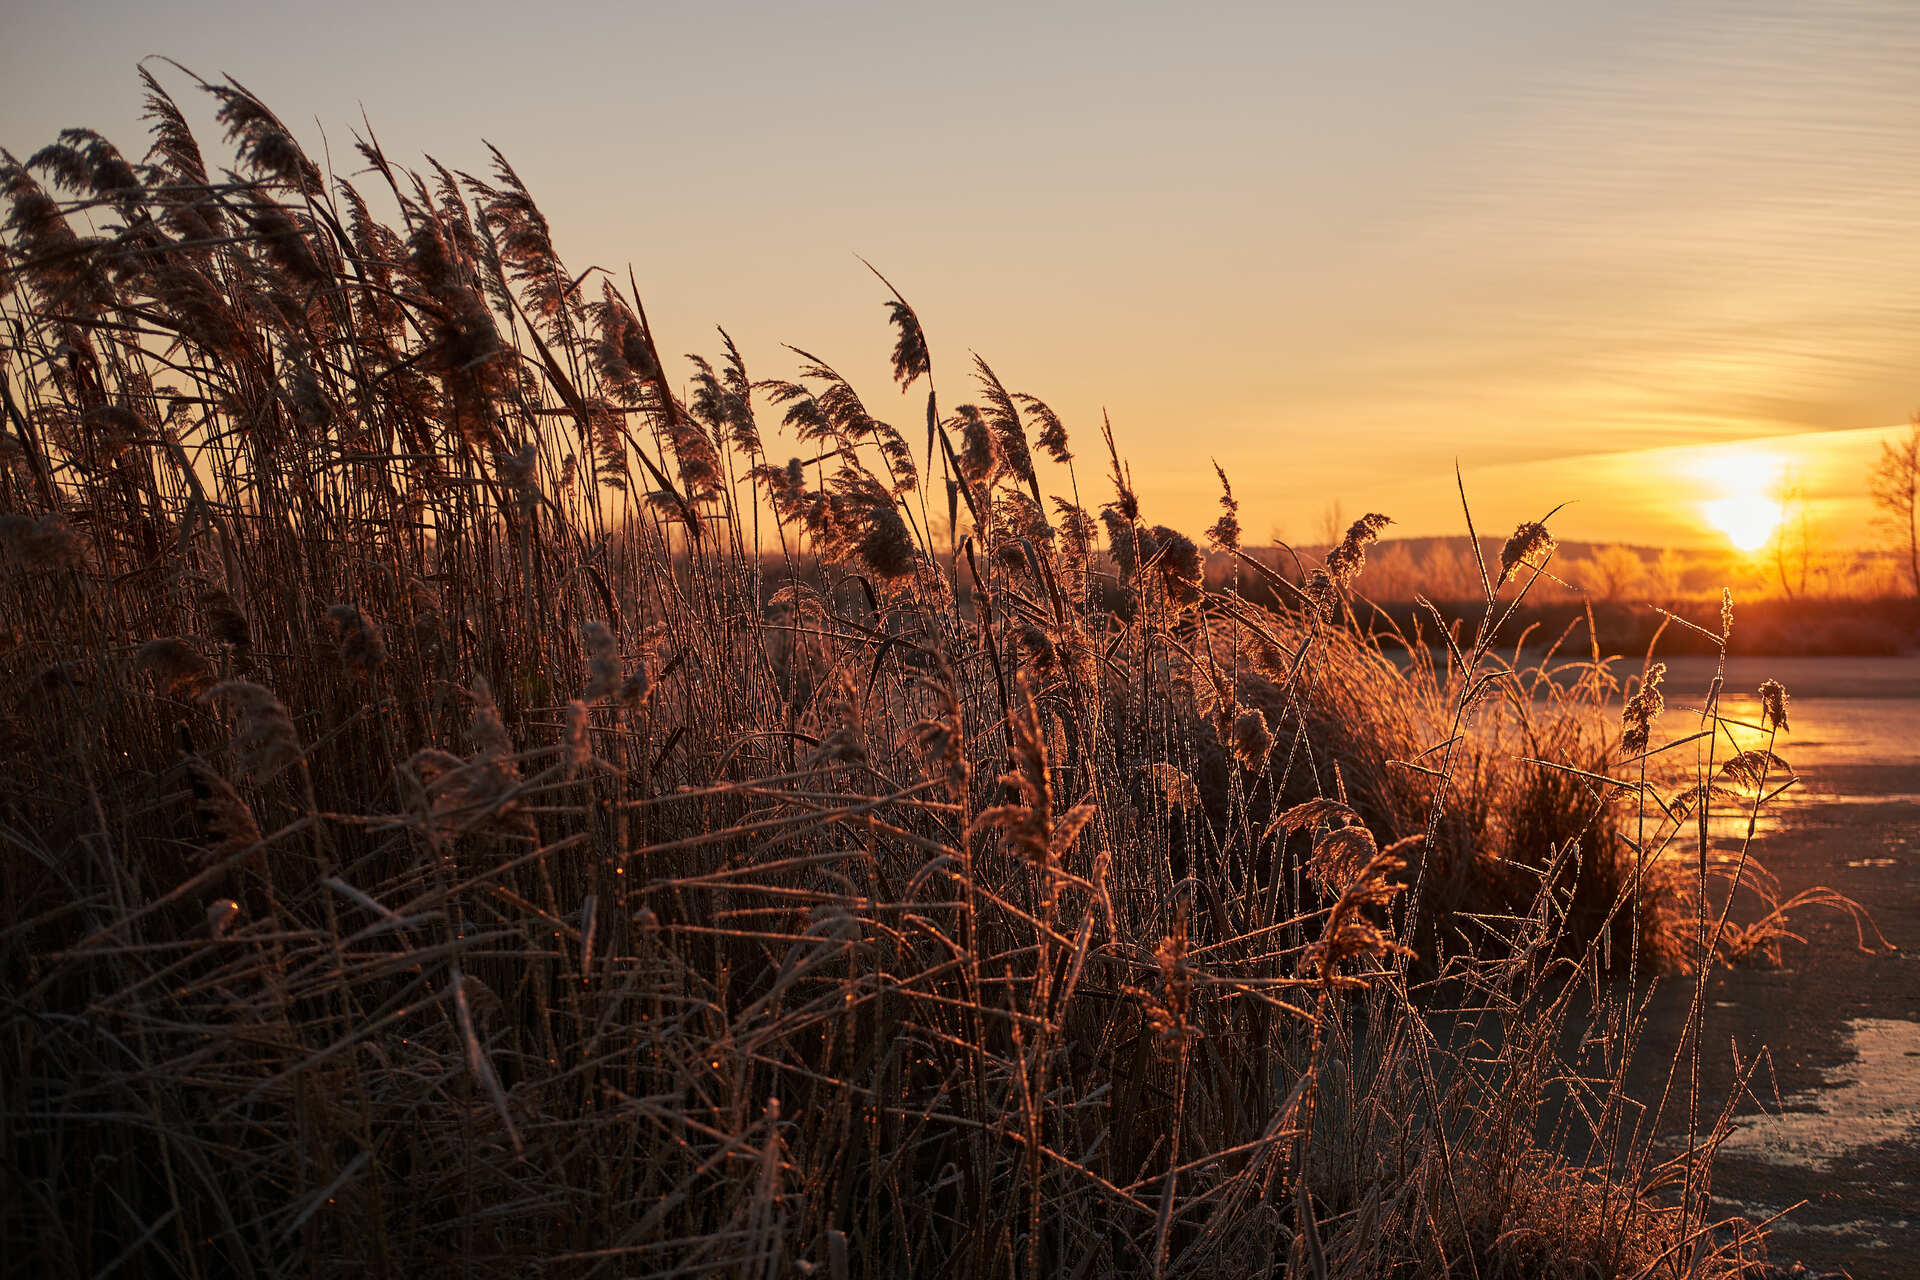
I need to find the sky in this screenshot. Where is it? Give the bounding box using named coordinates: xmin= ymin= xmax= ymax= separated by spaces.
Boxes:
xmin=5 ymin=0 xmax=1920 ymax=549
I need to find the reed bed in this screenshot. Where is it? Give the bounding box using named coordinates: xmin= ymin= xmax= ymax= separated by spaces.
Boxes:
xmin=0 ymin=67 xmax=1858 ymax=1277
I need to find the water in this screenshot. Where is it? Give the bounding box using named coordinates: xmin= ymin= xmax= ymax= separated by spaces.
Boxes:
xmin=1627 ymin=654 xmax=1920 ymax=1277
xmin=1531 ymin=655 xmax=1916 ymax=755
xmin=1716 ymin=1018 xmax=1920 ymax=1171
xmin=1515 ymin=654 xmax=1920 ymax=842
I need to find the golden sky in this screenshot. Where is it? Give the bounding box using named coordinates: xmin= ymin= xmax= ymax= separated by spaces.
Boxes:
xmin=6 ymin=1 xmax=1920 ymax=548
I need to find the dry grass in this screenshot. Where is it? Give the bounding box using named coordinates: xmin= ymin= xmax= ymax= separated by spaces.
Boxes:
xmin=0 ymin=68 xmax=1870 ymax=1277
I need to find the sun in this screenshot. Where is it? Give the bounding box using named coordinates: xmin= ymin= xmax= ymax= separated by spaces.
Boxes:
xmin=1698 ymin=452 xmax=1785 ymax=551
xmin=1703 ymin=494 xmax=1782 ymax=551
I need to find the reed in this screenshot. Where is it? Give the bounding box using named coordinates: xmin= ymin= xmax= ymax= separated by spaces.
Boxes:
xmin=0 ymin=67 xmax=1870 ymax=1277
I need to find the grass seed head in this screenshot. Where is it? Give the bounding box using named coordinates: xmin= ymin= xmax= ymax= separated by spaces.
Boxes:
xmin=203 ymin=680 xmax=301 ymax=781
xmin=883 ymin=298 xmax=929 ymax=389
xmin=1147 ymin=525 xmax=1202 ymax=605
xmin=1231 ymin=707 xmax=1273 ymax=769
xmin=1621 ymin=662 xmax=1667 ymax=757
xmin=582 ymin=620 xmax=620 ymax=700
xmin=194 ymin=577 xmax=252 ymax=649
xmin=1020 ymin=392 xmax=1073 ymax=464
xmin=912 ymin=677 xmax=971 ymax=798
xmin=1326 ymin=511 xmax=1391 ymax=585
xmin=0 ymin=512 xmax=84 ymax=571
xmin=1758 ymin=678 xmax=1790 ymax=732
xmin=855 ymin=495 xmax=916 ymax=579
xmin=185 ymin=755 xmax=263 ymax=859
xmin=1303 ymin=567 xmax=1339 ymax=619
xmin=469 ymin=676 xmax=513 ymax=760
xmin=1497 ymin=520 xmax=1556 ymax=587
xmin=327 ymin=603 xmax=386 ymax=674
xmin=562 ymin=699 xmax=591 ymax=775
xmin=138 ymin=636 xmax=213 ymax=699
xmin=1303 ymin=848 xmax=1413 ymax=981
xmin=1017 ymin=623 xmax=1057 ymax=672
xmin=1207 ymin=462 xmax=1242 ymax=552
xmin=408 ymin=578 xmax=443 ymax=649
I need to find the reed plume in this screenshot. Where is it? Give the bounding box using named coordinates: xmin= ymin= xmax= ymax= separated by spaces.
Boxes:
xmin=203 ymin=680 xmax=301 ymax=781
